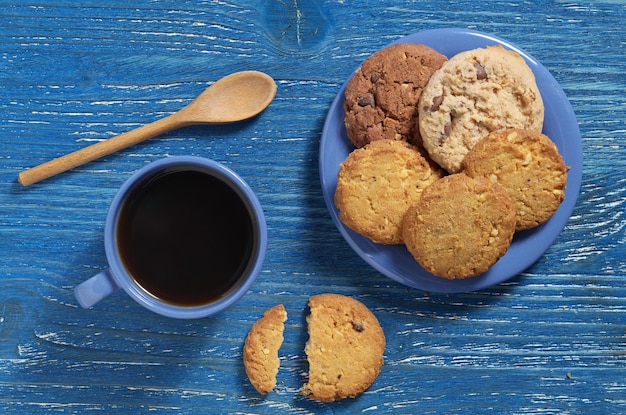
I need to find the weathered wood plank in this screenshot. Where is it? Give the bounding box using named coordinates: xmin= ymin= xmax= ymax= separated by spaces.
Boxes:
xmin=1 ymin=0 xmax=625 ymax=413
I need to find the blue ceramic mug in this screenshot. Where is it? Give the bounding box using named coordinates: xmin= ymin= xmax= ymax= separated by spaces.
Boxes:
xmin=74 ymin=156 xmax=267 ymax=319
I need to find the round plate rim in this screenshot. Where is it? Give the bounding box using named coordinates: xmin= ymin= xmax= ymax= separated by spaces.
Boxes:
xmin=319 ymin=28 xmax=583 ymax=293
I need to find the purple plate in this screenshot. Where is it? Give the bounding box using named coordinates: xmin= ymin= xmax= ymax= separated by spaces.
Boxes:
xmin=319 ymin=28 xmax=582 ymax=293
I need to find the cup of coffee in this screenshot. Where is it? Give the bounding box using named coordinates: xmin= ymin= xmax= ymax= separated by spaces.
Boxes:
xmin=74 ymin=156 xmax=267 ymax=319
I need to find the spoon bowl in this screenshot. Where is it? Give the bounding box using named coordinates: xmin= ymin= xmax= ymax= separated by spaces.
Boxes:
xmin=176 ymin=71 xmax=277 ymax=124
xmin=18 ymin=71 xmax=277 ymax=186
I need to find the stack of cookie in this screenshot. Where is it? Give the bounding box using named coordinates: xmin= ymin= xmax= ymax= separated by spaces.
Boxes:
xmin=336 ymin=43 xmax=568 ymax=280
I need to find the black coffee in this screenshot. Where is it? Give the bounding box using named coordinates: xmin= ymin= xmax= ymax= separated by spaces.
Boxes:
xmin=117 ymin=168 xmax=255 ymax=306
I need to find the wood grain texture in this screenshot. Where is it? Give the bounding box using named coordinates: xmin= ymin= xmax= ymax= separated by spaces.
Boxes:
xmin=1 ymin=0 xmax=625 ymax=414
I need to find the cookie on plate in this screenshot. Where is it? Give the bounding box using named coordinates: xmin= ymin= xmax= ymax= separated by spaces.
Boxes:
xmin=462 ymin=128 xmax=568 ymax=230
xmin=243 ymin=304 xmax=287 ymax=394
xmin=402 ymin=173 xmax=516 ymax=279
xmin=301 ymin=293 xmax=385 ymax=402
xmin=334 ymin=139 xmax=445 ymax=244
xmin=418 ymin=45 xmax=544 ymax=173
xmin=344 ymin=43 xmax=447 ymax=148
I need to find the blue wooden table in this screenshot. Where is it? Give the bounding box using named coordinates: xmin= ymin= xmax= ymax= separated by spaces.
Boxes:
xmin=1 ymin=1 xmax=625 ymax=414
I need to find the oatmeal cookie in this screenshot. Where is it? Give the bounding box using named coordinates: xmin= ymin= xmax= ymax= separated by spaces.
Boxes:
xmin=402 ymin=173 xmax=516 ymax=279
xmin=462 ymin=128 xmax=568 ymax=230
xmin=335 ymin=139 xmax=445 ymax=244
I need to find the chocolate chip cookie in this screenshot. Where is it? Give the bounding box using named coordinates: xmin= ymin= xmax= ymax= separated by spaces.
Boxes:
xmin=344 ymin=43 xmax=447 ymax=148
xmin=418 ymin=45 xmax=544 ymax=173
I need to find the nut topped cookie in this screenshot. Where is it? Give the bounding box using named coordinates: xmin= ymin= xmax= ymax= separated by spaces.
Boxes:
xmin=462 ymin=128 xmax=568 ymax=230
xmin=344 ymin=43 xmax=447 ymax=148
xmin=402 ymin=173 xmax=516 ymax=279
xmin=418 ymin=45 xmax=544 ymax=173
xmin=243 ymin=304 xmax=287 ymax=394
xmin=302 ymin=293 xmax=385 ymax=402
xmin=334 ymin=139 xmax=445 ymax=244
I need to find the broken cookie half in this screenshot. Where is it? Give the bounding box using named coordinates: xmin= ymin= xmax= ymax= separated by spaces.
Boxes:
xmin=302 ymin=293 xmax=386 ymax=402
xmin=243 ymin=304 xmax=287 ymax=394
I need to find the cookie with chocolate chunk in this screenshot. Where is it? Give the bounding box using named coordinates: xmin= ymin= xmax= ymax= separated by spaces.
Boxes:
xmin=243 ymin=304 xmax=287 ymax=394
xmin=301 ymin=293 xmax=385 ymax=402
xmin=402 ymin=173 xmax=516 ymax=279
xmin=344 ymin=43 xmax=447 ymax=148
xmin=418 ymin=45 xmax=544 ymax=173
xmin=334 ymin=139 xmax=445 ymax=244
xmin=462 ymin=128 xmax=568 ymax=230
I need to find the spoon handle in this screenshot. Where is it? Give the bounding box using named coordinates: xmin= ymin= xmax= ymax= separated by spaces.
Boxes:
xmin=18 ymin=113 xmax=184 ymax=186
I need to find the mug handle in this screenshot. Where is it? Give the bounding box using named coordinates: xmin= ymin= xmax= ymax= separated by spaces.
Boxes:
xmin=74 ymin=269 xmax=120 ymax=309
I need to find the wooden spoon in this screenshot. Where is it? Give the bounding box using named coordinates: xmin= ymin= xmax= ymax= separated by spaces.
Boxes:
xmin=18 ymin=70 xmax=277 ymax=186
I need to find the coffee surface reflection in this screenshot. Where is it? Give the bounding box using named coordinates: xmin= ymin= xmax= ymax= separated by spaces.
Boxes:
xmin=117 ymin=168 xmax=254 ymax=306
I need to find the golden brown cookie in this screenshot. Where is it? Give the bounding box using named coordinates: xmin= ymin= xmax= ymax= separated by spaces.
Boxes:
xmin=462 ymin=128 xmax=569 ymax=230
xmin=344 ymin=43 xmax=447 ymax=148
xmin=402 ymin=174 xmax=516 ymax=279
xmin=334 ymin=139 xmax=445 ymax=244
xmin=301 ymin=293 xmax=385 ymax=402
xmin=243 ymin=304 xmax=287 ymax=394
xmin=418 ymin=45 xmax=544 ymax=173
